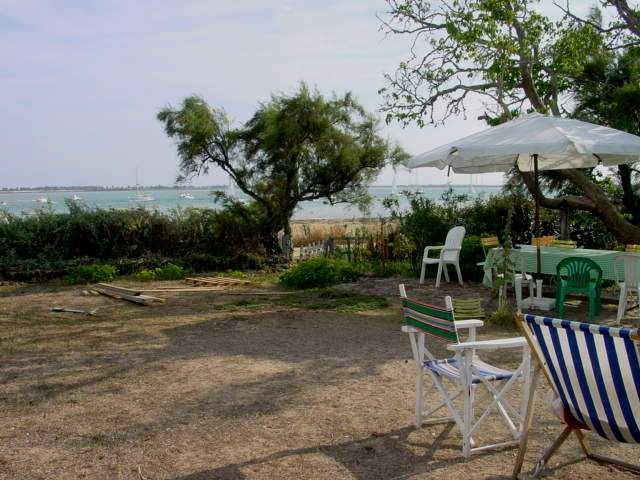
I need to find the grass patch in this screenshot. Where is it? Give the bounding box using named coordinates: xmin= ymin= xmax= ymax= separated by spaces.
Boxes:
xmin=221 ymin=288 xmax=389 ymax=313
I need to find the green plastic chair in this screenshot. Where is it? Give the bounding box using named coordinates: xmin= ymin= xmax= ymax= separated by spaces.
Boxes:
xmin=452 ymin=297 xmax=486 ymax=320
xmin=555 ymin=257 xmax=602 ymax=321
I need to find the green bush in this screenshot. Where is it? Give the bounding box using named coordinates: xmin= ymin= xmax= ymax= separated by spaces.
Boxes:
xmin=486 ymin=304 xmax=517 ymax=327
xmin=0 ymin=205 xmax=266 ymax=280
xmin=134 ymin=262 xmax=188 ymax=281
xmin=280 ymin=257 xmax=361 ymax=289
xmin=459 ymin=235 xmax=485 ymax=282
xmin=63 ymin=264 xmax=118 ymax=285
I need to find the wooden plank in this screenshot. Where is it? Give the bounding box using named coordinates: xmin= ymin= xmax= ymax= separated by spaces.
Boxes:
xmin=95 ymin=283 xmax=141 ymax=295
xmin=184 ymin=276 xmax=254 ymax=287
xmin=94 ymin=283 xmax=166 ymax=302
xmin=91 ymin=287 xmax=156 ymax=305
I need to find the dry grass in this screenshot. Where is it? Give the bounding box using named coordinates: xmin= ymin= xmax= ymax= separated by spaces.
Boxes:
xmin=0 ymin=277 xmax=638 ymax=479
xmin=290 ymin=219 xmax=398 ymax=246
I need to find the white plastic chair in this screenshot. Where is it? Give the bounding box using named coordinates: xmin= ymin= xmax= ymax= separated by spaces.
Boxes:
xmin=614 ymin=253 xmax=640 ymax=323
xmin=419 ymin=226 xmax=465 ymax=287
xmin=399 ymin=284 xmax=532 ymax=458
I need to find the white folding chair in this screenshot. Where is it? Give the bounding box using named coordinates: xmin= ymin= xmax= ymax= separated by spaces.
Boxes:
xmin=419 ymin=226 xmax=465 ymax=287
xmin=614 ymin=253 xmax=640 ymax=324
xmin=399 ymin=284 xmax=532 ymax=458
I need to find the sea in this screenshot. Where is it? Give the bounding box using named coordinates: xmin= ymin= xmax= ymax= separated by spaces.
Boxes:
xmin=0 ymin=185 xmax=503 ymax=220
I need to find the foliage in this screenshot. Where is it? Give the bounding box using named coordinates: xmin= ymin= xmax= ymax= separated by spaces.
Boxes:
xmin=379 ymin=0 xmax=640 ymax=243
xmin=135 ymin=263 xmax=188 ymax=281
xmin=486 ymin=303 xmax=517 ymax=327
xmin=280 ymin=257 xmax=361 ymax=289
xmin=458 ymin=236 xmax=485 ymax=283
xmin=0 ymin=206 xmax=265 ymax=280
xmin=158 ymin=83 xmax=407 ymax=252
xmin=63 ymin=264 xmax=117 ymax=285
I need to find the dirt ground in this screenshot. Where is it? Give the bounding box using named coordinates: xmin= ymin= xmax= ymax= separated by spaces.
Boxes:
xmin=1 ymin=276 xmax=638 ymax=479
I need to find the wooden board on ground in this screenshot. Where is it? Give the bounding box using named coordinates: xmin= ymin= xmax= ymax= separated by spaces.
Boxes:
xmin=184 ymin=276 xmax=255 ymax=287
xmin=90 ymin=285 xmax=165 ymax=306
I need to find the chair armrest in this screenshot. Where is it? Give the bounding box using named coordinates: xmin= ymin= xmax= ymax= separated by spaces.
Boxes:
xmin=447 ymin=337 xmax=527 ymax=352
xmin=454 ymin=319 xmax=484 ymax=329
xmin=401 ymin=325 xmax=420 ymax=333
xmin=423 ymin=245 xmax=444 ymax=259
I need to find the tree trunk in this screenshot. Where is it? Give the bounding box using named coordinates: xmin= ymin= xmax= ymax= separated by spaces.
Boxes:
xmin=618 ymin=164 xmax=640 ymax=224
xmin=520 ymin=168 xmax=640 ymax=244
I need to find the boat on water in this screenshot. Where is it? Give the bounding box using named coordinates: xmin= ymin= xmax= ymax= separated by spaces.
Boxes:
xmin=34 ymin=196 xmax=54 ymax=204
xmin=71 ymin=194 xmax=82 ymax=201
xmin=179 ymin=192 xmax=194 ymax=200
xmin=130 ymin=168 xmax=154 ymax=202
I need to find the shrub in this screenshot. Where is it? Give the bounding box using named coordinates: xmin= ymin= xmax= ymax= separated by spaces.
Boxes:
xmin=486 ymin=304 xmax=517 ymax=326
xmin=64 ymin=264 xmax=118 ymax=285
xmin=134 ymin=262 xmax=188 ymax=281
xmin=459 ymin=235 xmax=486 ymax=282
xmin=280 ymin=257 xmax=361 ymax=289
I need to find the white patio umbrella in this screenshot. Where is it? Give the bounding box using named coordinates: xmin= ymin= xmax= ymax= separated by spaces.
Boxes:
xmin=408 ymin=112 xmax=640 ymax=273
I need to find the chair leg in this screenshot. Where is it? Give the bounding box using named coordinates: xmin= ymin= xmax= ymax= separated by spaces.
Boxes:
xmin=435 ymin=262 xmax=443 ymax=288
xmin=556 ymin=290 xmax=566 ymax=318
xmin=415 ymin=366 xmax=424 ymax=428
xmin=419 ymin=261 xmax=427 ymax=285
xmin=588 ymin=292 xmax=596 ymax=322
xmin=455 ymin=262 xmax=464 ymax=286
xmin=461 ymin=355 xmax=472 ymax=459
xmin=515 ymin=277 xmax=523 ymax=312
xmin=512 ymin=364 xmax=540 ymax=479
xmin=443 ymin=264 xmax=450 ymax=283
xmin=532 ymin=426 xmax=572 ymax=477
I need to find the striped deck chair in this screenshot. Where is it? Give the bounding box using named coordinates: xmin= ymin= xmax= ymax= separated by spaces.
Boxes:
xmin=513 ymin=314 xmax=640 ymax=478
xmin=399 ymin=284 xmax=533 ymax=458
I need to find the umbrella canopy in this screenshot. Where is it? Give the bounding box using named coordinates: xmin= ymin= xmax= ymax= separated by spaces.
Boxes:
xmin=409 ymin=112 xmax=640 ymax=173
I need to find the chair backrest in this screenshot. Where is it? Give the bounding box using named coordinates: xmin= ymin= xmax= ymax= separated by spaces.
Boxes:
xmin=480 ymin=236 xmax=500 ymax=257
xmin=615 ymin=253 xmax=640 ymax=288
xmin=556 ymin=257 xmax=602 ymax=290
xmin=520 ymin=314 xmax=640 ymax=443
xmin=442 ymin=226 xmax=465 ymax=261
xmin=626 ymin=244 xmax=640 ymax=253
xmin=452 ymin=297 xmax=485 ymax=320
xmin=531 ymin=235 xmax=556 ymax=247
xmin=551 ymin=239 xmax=577 ymax=249
xmin=399 ymin=284 xmax=458 ymax=345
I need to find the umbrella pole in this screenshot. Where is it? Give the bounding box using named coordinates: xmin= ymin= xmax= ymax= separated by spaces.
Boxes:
xmin=534 ymin=153 xmax=541 ymax=276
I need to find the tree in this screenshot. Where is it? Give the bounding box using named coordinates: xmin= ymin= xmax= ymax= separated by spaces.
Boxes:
xmin=158 ymin=84 xmax=405 ymax=253
xmin=379 ymin=0 xmax=640 ymax=243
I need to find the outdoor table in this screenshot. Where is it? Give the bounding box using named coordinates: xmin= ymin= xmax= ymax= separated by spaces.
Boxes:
xmin=483 ymin=245 xmax=629 ymax=288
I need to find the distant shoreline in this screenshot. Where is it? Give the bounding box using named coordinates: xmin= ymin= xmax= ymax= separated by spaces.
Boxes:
xmin=0 ymin=184 xmax=503 ymax=194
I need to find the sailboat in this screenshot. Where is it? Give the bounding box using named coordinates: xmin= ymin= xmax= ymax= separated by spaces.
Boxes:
xmin=391 ymin=168 xmax=401 ymax=196
xmin=131 ymin=168 xmax=154 ymax=202
xmin=34 ymin=196 xmax=54 ymax=204
xmin=406 ymin=170 xmax=424 ymax=198
xmin=71 ymin=194 xmax=82 ymax=201
xmin=179 ymin=192 xmax=194 ymax=200
xmin=469 ymin=174 xmax=477 ymax=195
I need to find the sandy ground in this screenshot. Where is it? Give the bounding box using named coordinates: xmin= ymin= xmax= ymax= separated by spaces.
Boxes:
xmin=1 ymin=276 xmax=638 ymax=479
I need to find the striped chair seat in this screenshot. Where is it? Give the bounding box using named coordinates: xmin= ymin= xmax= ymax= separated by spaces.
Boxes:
xmin=524 ymin=314 xmax=640 ymax=443
xmin=425 ymin=357 xmax=514 ymax=384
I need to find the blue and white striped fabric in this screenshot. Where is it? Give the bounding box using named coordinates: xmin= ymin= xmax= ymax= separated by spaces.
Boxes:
xmin=523 ymin=314 xmax=640 ymax=443
xmin=425 ymin=357 xmax=513 ymax=384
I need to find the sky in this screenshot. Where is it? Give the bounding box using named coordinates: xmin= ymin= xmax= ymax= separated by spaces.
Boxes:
xmin=1 ymin=0 xmax=595 ymax=188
